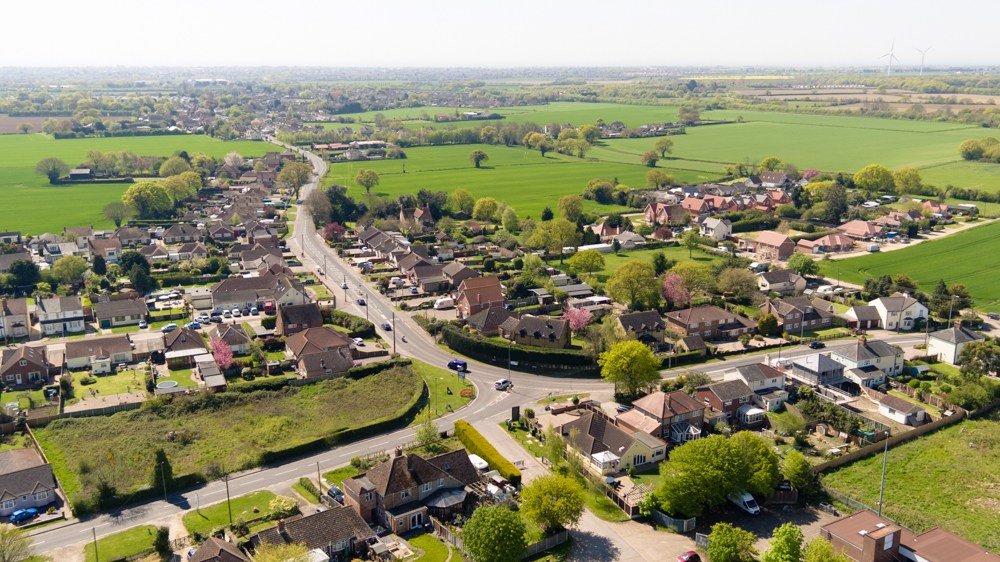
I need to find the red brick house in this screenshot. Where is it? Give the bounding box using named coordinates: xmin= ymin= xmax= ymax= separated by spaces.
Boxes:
xmin=745 ymin=231 xmax=795 ymax=260
xmin=455 ymin=276 xmax=505 ymax=319
xmin=664 ymin=305 xmax=756 ymax=340
xmin=616 ymin=390 xmax=705 ymax=444
xmin=643 ymin=203 xmax=688 ymax=226
xmin=0 ymin=345 xmax=53 ymax=390
xmin=695 ymin=380 xmax=761 ymax=426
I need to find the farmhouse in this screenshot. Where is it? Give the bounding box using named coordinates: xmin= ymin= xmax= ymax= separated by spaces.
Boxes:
xmin=616 ymin=390 xmax=705 ymax=444
xmin=559 ymin=410 xmax=666 ymax=474
xmin=927 ymin=322 xmax=984 ymax=365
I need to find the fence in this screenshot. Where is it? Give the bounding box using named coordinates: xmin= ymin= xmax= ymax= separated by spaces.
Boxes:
xmin=653 ymin=510 xmax=697 ymax=532
xmin=695 ymin=533 xmax=709 ymax=549
xmin=887 ymin=380 xmax=956 ymax=410
xmin=432 ymin=518 xmax=569 ymax=559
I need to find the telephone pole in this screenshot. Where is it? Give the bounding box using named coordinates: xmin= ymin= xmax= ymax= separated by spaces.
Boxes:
xmin=225 ymin=473 xmax=233 ymax=526
xmin=877 ymin=434 xmax=890 ymax=516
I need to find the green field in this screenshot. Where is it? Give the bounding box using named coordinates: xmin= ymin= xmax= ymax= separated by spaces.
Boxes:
xmin=84 ymin=525 xmax=157 ymax=562
xmin=583 ymin=245 xmax=722 ymax=283
xmin=0 ymin=134 xmax=274 ymax=233
xmin=182 ymin=490 xmax=277 ymax=536
xmin=821 ymin=411 xmax=1000 ymax=551
xmin=818 ymin=220 xmax=1000 ymax=312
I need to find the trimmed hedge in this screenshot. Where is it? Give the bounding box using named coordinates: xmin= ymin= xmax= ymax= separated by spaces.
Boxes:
xmin=454 ymin=420 xmax=521 ymax=486
xmin=328 ymin=310 xmax=376 ymax=339
xmin=658 ymin=351 xmax=709 ymax=368
xmin=441 ymin=324 xmax=599 ymax=377
xmin=226 ymin=376 xmax=293 ymax=393
xmin=346 ymin=358 xmax=412 ymax=379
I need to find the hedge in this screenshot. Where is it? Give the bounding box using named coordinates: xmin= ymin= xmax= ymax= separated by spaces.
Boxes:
xmin=441 ymin=324 xmax=599 ymax=377
xmin=328 ymin=310 xmax=375 ymax=339
xmin=297 ymin=477 xmax=320 ymax=499
xmin=226 ymin=376 xmax=293 ymax=393
xmin=658 ymin=351 xmax=707 ymax=368
xmin=346 ymin=358 xmax=412 ymax=379
xmin=454 ymin=420 xmax=521 ymax=486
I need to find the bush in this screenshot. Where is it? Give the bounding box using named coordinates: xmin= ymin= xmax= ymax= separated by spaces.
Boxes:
xmin=346 ymin=358 xmax=412 ymax=379
xmin=440 ymin=324 xmax=598 ymax=376
xmin=261 ymin=316 xmax=276 ymax=329
xmin=153 ymin=526 xmax=170 ymax=555
xmin=297 ymin=477 xmax=319 ymax=499
xmin=327 ymin=310 xmax=376 ymax=338
xmin=80 ymin=375 xmax=97 ymax=386
xmin=454 ymin=420 xmax=521 ymax=486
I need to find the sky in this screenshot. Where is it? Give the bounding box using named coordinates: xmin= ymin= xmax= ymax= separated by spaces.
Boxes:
xmin=3 ymin=0 xmax=999 ymax=68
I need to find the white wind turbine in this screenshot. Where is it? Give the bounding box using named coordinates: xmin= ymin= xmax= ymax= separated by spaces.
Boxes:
xmin=881 ymin=41 xmax=900 ymax=75
xmin=915 ymin=46 xmax=932 ymax=75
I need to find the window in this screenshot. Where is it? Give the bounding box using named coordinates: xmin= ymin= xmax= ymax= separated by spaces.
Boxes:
xmin=438 ymin=479 xmax=445 ymax=488
xmin=420 ymin=483 xmax=431 ymax=493
xmin=33 ymin=491 xmax=49 ymax=502
xmin=364 ymin=492 xmax=373 ymax=502
xmin=28 ymin=373 xmax=39 ymax=382
xmin=18 ymin=360 xmax=26 ymax=367
xmin=400 ymin=490 xmax=410 ymax=500
xmin=0 ymin=500 xmax=14 ymax=510
xmin=4 ymin=375 xmax=12 ymax=382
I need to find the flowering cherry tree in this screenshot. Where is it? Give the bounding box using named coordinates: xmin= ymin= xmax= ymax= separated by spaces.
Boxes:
xmin=661 ymin=272 xmax=691 ymax=309
xmin=210 ymin=338 xmax=234 ymax=370
xmin=322 ymin=222 xmax=346 ymax=242
xmin=563 ymin=307 xmax=593 ymax=333
xmin=802 ymin=168 xmax=820 ymax=180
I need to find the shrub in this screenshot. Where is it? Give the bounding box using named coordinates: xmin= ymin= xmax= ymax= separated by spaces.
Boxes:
xmin=524 ymin=408 xmax=535 ymax=419
xmin=327 ymin=310 xmax=376 ymax=338
xmin=80 ymin=375 xmax=97 ymax=386
xmin=153 ymin=526 xmax=171 ymax=555
xmin=460 ymin=388 xmax=475 ymax=398
xmin=454 ymin=420 xmax=521 ymax=486
xmin=298 ymin=477 xmax=319 ymax=499
xmin=261 ymin=316 xmax=276 ymax=329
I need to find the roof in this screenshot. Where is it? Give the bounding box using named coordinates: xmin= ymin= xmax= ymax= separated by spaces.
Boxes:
xmin=0 ymin=252 xmax=32 ymax=273
xmin=665 ymin=305 xmax=752 ymax=328
xmin=209 ymin=323 xmax=251 ymax=347
xmin=92 ymin=298 xmax=148 ymax=319
xmin=426 ymin=449 xmax=481 ymax=486
xmin=702 ymin=217 xmax=732 ymax=229
xmin=703 ymin=379 xmax=753 ymax=402
xmin=64 ymin=335 xmax=132 ymax=361
xmin=38 ymin=296 xmax=82 ymax=314
xmin=285 ymin=327 xmax=353 ymax=358
xmin=765 ymin=296 xmax=834 ymax=322
xmin=0 ymin=449 xmax=46 ymax=475
xmin=618 ymin=310 xmax=665 ymax=333
xmin=362 ymin=452 xmax=450 ymax=496
xmin=457 ymin=275 xmax=504 ymax=306
xmin=833 ymin=340 xmax=901 ymax=363
xmin=560 ymin=411 xmax=635 ymax=456
xmin=901 ymin=526 xmax=1000 ymax=562
xmin=733 ymin=363 xmax=785 ymax=384
xmin=189 ymin=537 xmax=249 ymax=562
xmin=632 ymin=390 xmax=703 ymax=420
xmin=838 ymin=220 xmax=883 ymax=237
xmin=0 ymin=451 xmax=55 ymax=501
xmin=793 ymin=354 xmax=843 ymax=374
xmin=754 ymin=230 xmax=792 ymax=247
xmin=878 ymin=393 xmax=924 ymax=415
xmin=677 ymin=335 xmax=707 ymax=351
xmin=253 ymin=506 xmax=374 ymax=552
xmin=872 ymin=292 xmax=923 ymax=313
xmin=278 ymin=303 xmax=324 ymax=329
xmin=821 ymin=510 xmax=903 ymax=552
xmin=466 ymin=307 xmax=513 ymax=333
xmin=164 ymin=328 xmax=206 ymax=353
xmin=504 ymin=315 xmax=568 ymax=342
xmin=0 ymin=297 xmax=29 ymax=317
xmin=929 ymin=326 xmax=984 ymax=345
xmin=759 ymin=269 xmax=803 ymax=285
xmin=847 ymin=305 xmax=881 ymax=322
xmin=0 ymin=345 xmax=48 ymax=373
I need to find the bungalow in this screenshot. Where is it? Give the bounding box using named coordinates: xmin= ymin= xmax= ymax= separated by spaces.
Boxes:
xmin=93 ymin=297 xmax=148 ymax=329
xmin=616 ymin=390 xmax=705 ymax=444
xmin=878 ymin=394 xmax=926 ymax=426
xmin=790 ymin=354 xmax=845 ymax=386
xmin=837 ymin=220 xmax=884 ymax=240
xmin=613 ymin=231 xmax=646 ymax=250
xmin=139 ymin=243 xmax=170 ymax=263
xmin=499 ymin=315 xmax=570 ymax=349
xmin=759 ymin=171 xmax=791 ymax=188
xmin=869 ymin=292 xmax=928 ymax=331
xmin=285 ymin=327 xmax=354 ymax=378
xmin=208 ymin=324 xmax=252 ymax=355
xmin=559 ymin=410 xmax=667 ymax=474
xmin=36 ymin=296 xmax=85 ymax=336
xmin=746 ymin=231 xmax=795 ymax=260
xmin=0 ymin=449 xmax=57 ymax=517
xmin=664 ymin=305 xmax=756 ymax=340
xmin=455 ymin=276 xmax=505 ymax=319
xmin=88 ymin=237 xmax=122 ymax=263
xmin=397 ymin=252 xmax=430 ymax=276
xmin=408 ymin=264 xmax=449 ymax=293
xmin=0 ymin=252 xmax=32 ymax=275
xmin=250 ymin=506 xmax=375 ymax=560
xmin=189 ymin=537 xmax=248 ymax=562
xmin=842 ymin=305 xmax=881 ymax=330
xmin=674 ymin=335 xmax=708 ymax=356
xmin=760 ymin=296 xmax=834 ymax=334
xmin=796 ymin=232 xmax=855 ymax=254
xmin=210 ymin=271 xmax=309 ymax=311
xmin=829 ymin=338 xmax=904 ymax=380
xmin=64 ymin=335 xmax=133 ymax=373
xmin=643 ymin=202 xmax=688 ymax=226
xmin=465 ymin=307 xmax=513 ymax=337
xmin=0 ymin=345 xmax=52 ymax=390
xmin=927 ymin=322 xmax=984 ymax=365
xmin=162 ymin=224 xmax=201 ymax=244
xmin=114 ymin=227 xmax=151 ymax=247
xmin=275 ymin=302 xmax=324 ymax=336
xmin=757 ymin=269 xmax=806 ymax=296
xmin=0 ymin=232 xmax=22 ymax=245
xmin=616 ymin=310 xmax=666 ymax=347
xmin=42 ymin=242 xmax=82 ymax=265
xmin=176 ymin=242 xmax=209 ymax=261
xmin=696 ymin=380 xmax=763 ymax=427
xmin=208 ymin=225 xmax=235 ymax=242
xmin=0 ymin=298 xmax=30 ymax=340
xmin=699 ymin=217 xmax=732 ymax=242
xmin=164 ymin=327 xmax=207 ymax=368
xmin=238 ymin=244 xmax=283 ymax=271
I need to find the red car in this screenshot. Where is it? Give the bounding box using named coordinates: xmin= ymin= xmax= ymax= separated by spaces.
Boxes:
xmin=678 ymin=551 xmax=701 ymax=562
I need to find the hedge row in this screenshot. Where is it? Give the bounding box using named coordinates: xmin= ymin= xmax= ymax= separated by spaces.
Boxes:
xmin=226 ymin=376 xmax=293 ymax=393
xmin=440 ymin=324 xmax=599 ymax=376
xmin=346 ymin=358 xmax=412 ymax=379
xmin=328 ymin=310 xmax=376 ymax=339
xmin=153 ymin=272 xmax=224 ymax=287
xmin=658 ymin=351 xmax=707 ymax=368
xmin=454 ymin=420 xmax=521 ymax=486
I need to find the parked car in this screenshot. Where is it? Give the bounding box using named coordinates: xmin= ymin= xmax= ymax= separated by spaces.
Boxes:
xmin=988 ymin=313 xmax=1000 ymax=320
xmin=250 ymin=307 xmax=259 ymax=316
xmin=677 ymin=552 xmax=701 ymax=562
xmin=223 ymin=311 xmax=233 ymax=319
xmin=353 ymin=337 xmax=365 ymax=347
xmin=494 ymin=379 xmax=513 ymax=391
xmin=727 ymin=491 xmax=761 ymax=515
xmin=381 ymin=322 xmax=392 ymax=331
xmin=210 ymin=314 xmax=223 ymax=323
xmin=341 ymin=282 xmax=348 ymax=289
xmin=326 ymin=485 xmax=344 ymax=504
xmin=616 ymin=404 xmax=632 ymax=413
xmin=9 ymin=508 xmax=38 ymax=524
xmin=138 ymin=320 xmax=148 ymax=329
xmin=447 ymin=359 xmax=468 ymax=372
xmin=160 ymin=323 xmax=179 ymax=333
xmin=409 ymin=286 xmax=418 ymax=295
xmin=186 ymin=322 xmax=201 ymax=330
xmin=232 ymin=308 xmax=242 ymax=317
xmin=808 ymin=341 xmax=826 ymax=349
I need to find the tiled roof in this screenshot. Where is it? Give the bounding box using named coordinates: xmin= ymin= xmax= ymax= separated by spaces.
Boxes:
xmin=560 ymin=411 xmax=635 ymax=456
xmin=253 ymin=506 xmax=373 ymax=552
xmin=929 ymin=326 xmax=983 ymax=345
xmin=632 ymin=390 xmax=703 ymax=420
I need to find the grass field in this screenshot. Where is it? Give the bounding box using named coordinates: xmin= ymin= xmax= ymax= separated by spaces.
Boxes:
xmin=817 ymin=220 xmax=1000 ymax=312
xmin=84 ymin=525 xmax=157 ymax=562
xmin=587 ymin=245 xmax=722 ymax=282
xmin=35 ymin=367 xmax=423 ymax=510
xmin=821 ymin=411 xmax=1000 ymax=551
xmin=182 ymin=490 xmax=277 ymax=536
xmin=410 ymin=360 xmax=474 ymax=421
xmin=0 ymin=134 xmax=273 ymax=233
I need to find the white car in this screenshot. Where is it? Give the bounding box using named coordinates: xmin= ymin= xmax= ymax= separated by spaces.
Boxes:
xmin=353 ymin=337 xmax=365 ymax=347
xmin=494 ymin=379 xmax=513 ymax=391
xmin=816 ymin=285 xmax=834 ymax=295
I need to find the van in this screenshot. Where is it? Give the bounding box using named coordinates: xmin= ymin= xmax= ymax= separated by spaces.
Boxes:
xmin=389 ymin=276 xmax=404 ymax=288
xmin=748 ymin=261 xmax=771 ymax=273
xmin=434 ymin=297 xmax=454 ymax=310
xmin=868 ymin=244 xmax=880 ymax=253
xmin=727 ymin=491 xmax=761 ymax=515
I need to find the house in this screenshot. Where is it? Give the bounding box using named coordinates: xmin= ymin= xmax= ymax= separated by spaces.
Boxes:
xmin=837 ymin=220 xmax=884 ymax=240
xmin=441 ymin=261 xmax=479 ymax=288
xmin=757 ymin=269 xmax=806 ymax=296
xmin=189 ymin=537 xmax=249 ymax=562
xmin=796 ymin=232 xmax=855 ymax=254
xmin=285 ymin=327 xmax=354 ymax=378
xmin=42 ymin=242 xmax=82 ymax=265
xmin=275 ymin=302 xmax=324 ymax=336
xmin=0 ymin=232 xmax=22 ymax=245
xmin=399 ymin=205 xmax=435 ymax=229
xmin=499 ymin=315 xmax=570 ymax=349
xmin=208 ymin=225 xmax=236 ymax=242
xmin=208 ymin=324 xmax=252 ymax=355
xmin=408 ymin=264 xmax=449 ymax=293
xmin=0 ymin=252 xmax=32 ymax=275
xmin=616 ymin=310 xmax=666 ymax=347
xmin=93 ymin=297 xmax=148 ymax=329
xmin=465 ymin=307 xmax=514 ymax=337
xmin=139 ymin=243 xmax=170 ymax=262
xmin=0 ymin=449 xmax=57 ymax=517
xmin=249 ymin=506 xmax=376 ymax=560
xmin=238 ymin=244 xmax=283 ymax=271
xmin=211 ymin=271 xmax=309 ymax=311
xmin=114 ymin=227 xmax=151 ymax=247
xmin=616 ymin=390 xmax=705 ymax=444
xmin=0 ymin=298 xmax=30 ymax=340
xmin=64 ymin=335 xmax=133 ymax=373
xmin=923 ymin=200 xmax=950 ymax=218
xmin=696 ymin=380 xmax=763 ymax=426
xmin=88 ymin=237 xmax=122 ymax=263
xmin=790 ymin=354 xmax=845 ymax=386
xmin=681 ymin=197 xmax=713 ymax=218
xmin=760 ymin=296 xmax=834 ymax=334
xmin=643 ymin=202 xmax=688 ymax=226
xmin=613 ymin=231 xmax=646 ymax=250
xmin=759 ymin=171 xmax=791 ymax=188
xmin=36 ymin=296 xmax=85 ymax=336
xmin=726 ymin=363 xmax=788 ymax=411
xmin=819 ymin=509 xmax=1000 ymax=562
xmin=0 ymin=345 xmax=52 ymax=389
xmin=586 ymin=221 xmax=628 ymax=242
xmin=162 ymin=224 xmax=201 ymax=244
xmin=455 ymin=276 xmax=505 ymax=319
xmin=869 ymin=292 xmax=928 ymax=331
xmin=699 ymin=217 xmax=732 ymax=242
xmin=843 ymin=305 xmax=882 ymax=330
xmin=343 ymin=448 xmax=480 ymax=535
xmin=176 ymin=242 xmax=208 ymax=261
xmin=927 ymin=322 xmax=985 ymax=365
xmin=559 ymin=410 xmax=666 ymax=474
xmin=829 ymin=338 xmax=904 ymax=381
xmin=746 ymin=231 xmax=795 ymax=260
xmin=164 ymin=327 xmax=207 ymax=368
xmin=664 ymin=305 xmax=756 ymax=340
xmin=674 ymin=335 xmax=708 ymax=356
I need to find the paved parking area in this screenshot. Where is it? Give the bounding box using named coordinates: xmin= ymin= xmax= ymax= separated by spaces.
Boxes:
xmin=694 ymin=503 xmax=839 ymax=552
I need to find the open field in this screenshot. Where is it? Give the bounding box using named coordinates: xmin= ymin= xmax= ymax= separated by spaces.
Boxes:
xmin=182 ymin=490 xmax=277 ymax=536
xmin=35 ymin=367 xmax=423 ymax=510
xmin=582 ymin=245 xmax=722 ymax=283
xmin=0 ymin=134 xmax=273 ymax=233
xmin=84 ymin=525 xmax=158 ymax=562
xmin=821 ymin=411 xmax=1000 ymax=551
xmin=817 ymin=220 xmax=1000 ymax=312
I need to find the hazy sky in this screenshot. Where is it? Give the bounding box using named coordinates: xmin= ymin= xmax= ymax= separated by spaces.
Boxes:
xmin=3 ymin=0 xmax=998 ymax=68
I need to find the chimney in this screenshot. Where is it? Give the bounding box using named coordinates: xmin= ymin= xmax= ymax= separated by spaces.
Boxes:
xmin=954 ymin=319 xmax=963 ymax=330
xmin=276 ymin=519 xmax=286 ymax=536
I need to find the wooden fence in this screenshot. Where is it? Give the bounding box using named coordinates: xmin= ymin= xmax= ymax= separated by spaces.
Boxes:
xmin=887 ymin=380 xmax=957 ymax=410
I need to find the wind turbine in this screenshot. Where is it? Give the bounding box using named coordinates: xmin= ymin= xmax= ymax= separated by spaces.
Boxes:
xmin=881 ymin=41 xmax=900 ymax=75
xmin=915 ymin=46 xmax=931 ymax=75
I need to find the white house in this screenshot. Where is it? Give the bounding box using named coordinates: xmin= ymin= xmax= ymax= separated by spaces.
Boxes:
xmin=757 ymin=269 xmax=806 ymax=296
xmin=63 ymin=335 xmax=134 ymax=373
xmin=878 ymin=394 xmax=926 ymax=426
xmin=829 ymin=338 xmax=904 ymax=383
xmin=927 ymin=323 xmax=984 ymax=365
xmin=869 ymin=293 xmax=928 ymax=331
xmin=726 ymin=363 xmax=788 ymax=411
xmin=699 ymin=217 xmax=732 ymax=242
xmin=36 ymin=296 xmax=85 ymax=336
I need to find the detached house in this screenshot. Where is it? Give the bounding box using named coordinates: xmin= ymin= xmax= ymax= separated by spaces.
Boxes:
xmin=726 ymin=363 xmax=788 ymax=411
xmin=838 ymin=220 xmax=884 ymax=240
xmin=829 ymin=338 xmax=904 ymax=386
xmin=745 ymin=231 xmax=795 ymax=260
xmin=760 ymin=296 xmax=834 ymax=334
xmin=927 ymin=322 xmax=984 ymax=366
xmin=36 ymin=296 xmax=85 ymax=336
xmin=64 ymin=335 xmax=133 ymax=373
xmin=616 ymin=310 xmax=666 ymax=347
xmin=285 ymin=327 xmax=354 ymax=378
xmin=455 ymin=276 xmax=505 ymax=319
xmin=0 ymin=449 xmax=57 ymax=517
xmin=88 ymin=237 xmax=122 ymax=263
xmin=208 ymin=324 xmax=252 ymax=355
xmin=643 ymin=202 xmax=688 ymax=226
xmin=664 ymin=305 xmax=755 ymax=340
xmin=93 ymin=297 xmax=148 ymax=329
xmin=499 ymin=315 xmax=570 ymax=349
xmin=757 ymin=270 xmax=806 ymax=296
xmin=164 ymin=327 xmax=207 ymax=368
xmin=275 ymin=302 xmax=324 ymax=336
xmin=162 ymin=224 xmax=201 ymax=244
xmin=441 ymin=261 xmax=479 ymax=288
xmin=399 ymin=205 xmax=435 ymax=229
xmin=113 ymin=227 xmax=150 ymax=247
xmin=696 ymin=380 xmax=763 ymax=427
xmin=616 ymin=390 xmax=705 ymax=444
xmin=250 ymin=506 xmax=375 ymax=560
xmin=790 ymin=354 xmax=845 ymax=386
xmin=0 ymin=345 xmax=52 ymax=389
xmin=0 ymin=298 xmax=30 ymax=340
xmin=210 ymin=271 xmax=309 ymax=311
xmin=699 ymin=217 xmax=732 ymax=242
xmin=869 ymin=293 xmax=928 ymax=331
xmin=559 ymin=410 xmax=666 ymax=475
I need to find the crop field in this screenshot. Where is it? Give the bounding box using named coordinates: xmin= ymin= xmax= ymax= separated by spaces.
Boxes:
xmin=817 ymin=220 xmax=1000 ymax=312
xmin=0 ymin=134 xmax=274 ymax=233
xmin=35 ymin=366 xmax=423 ymax=510
xmin=324 ymin=143 xmax=721 ymax=218
xmin=821 ymin=411 xmax=1000 ymax=551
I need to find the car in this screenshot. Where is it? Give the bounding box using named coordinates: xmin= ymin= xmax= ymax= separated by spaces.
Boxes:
xmin=808 ymin=341 xmax=826 ymax=349
xmin=156 ymin=295 xmax=171 ymax=302
xmin=357 ymin=298 xmax=366 ymax=306
xmin=9 ymin=508 xmax=38 ymax=524
xmin=616 ymin=404 xmax=633 ymax=413
xmin=160 ymin=323 xmax=179 ymax=333
xmin=494 ymin=379 xmax=513 ymax=391
xmin=210 ymin=314 xmax=223 ymax=323
xmin=409 ymin=286 xmax=418 ymax=295
xmin=677 ymin=551 xmax=701 ymax=562
xmin=232 ymin=308 xmax=242 ymax=317
xmin=353 ymin=337 xmax=365 ymax=347
xmin=326 ymin=485 xmax=344 ymax=504
xmin=447 ymin=359 xmax=468 ymax=372
xmin=186 ymin=322 xmax=201 ymax=330
xmin=988 ymin=313 xmax=1000 ymax=320
xmin=250 ymin=307 xmax=259 ymax=315
xmin=138 ymin=320 xmax=148 ymax=329
xmin=341 ymin=282 xmax=348 ymax=289
xmin=223 ymin=311 xmax=232 ymax=319
xmin=381 ymin=322 xmax=392 ymax=331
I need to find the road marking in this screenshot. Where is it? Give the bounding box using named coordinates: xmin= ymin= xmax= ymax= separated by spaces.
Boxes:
xmin=276 ymin=468 xmax=297 ymax=476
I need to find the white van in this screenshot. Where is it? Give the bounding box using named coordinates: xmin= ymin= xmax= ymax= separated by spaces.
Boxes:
xmin=727 ymin=491 xmax=761 ymax=515
xmin=389 ymin=276 xmax=405 ymax=288
xmin=434 ymin=297 xmax=454 ymax=310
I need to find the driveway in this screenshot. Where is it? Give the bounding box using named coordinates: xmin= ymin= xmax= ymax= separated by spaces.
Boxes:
xmin=694 ymin=503 xmax=839 ymax=553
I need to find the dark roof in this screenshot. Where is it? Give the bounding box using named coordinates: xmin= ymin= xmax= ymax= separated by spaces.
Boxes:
xmin=703 ymin=380 xmax=753 ymax=402
xmin=848 ymin=305 xmax=881 ymax=322
xmin=560 ymin=410 xmax=635 ymax=456
xmin=253 ymin=506 xmax=374 ymax=552
xmin=1 ymin=346 xmax=48 ymax=373
xmin=833 ymin=340 xmax=901 ymax=362
xmin=0 ymin=298 xmax=29 ymax=317
xmin=677 ymin=335 xmax=707 ymax=351
xmin=930 ymin=326 xmax=983 ymax=345
xmin=209 ymin=324 xmax=251 ymax=346
xmin=189 ymin=537 xmax=249 ymax=562
xmin=0 ymin=451 xmax=55 ymax=501
xmin=618 ymin=311 xmax=665 ymax=333
xmin=734 ymin=363 xmax=785 ymax=384
xmin=0 ymin=252 xmax=32 ymax=273
xmin=879 ymin=393 xmax=924 ymax=415
xmin=0 ymin=449 xmax=45 ymax=474
xmin=285 ymin=327 xmax=352 ymax=357
xmin=759 ymin=269 xmax=802 ymax=285
xmin=164 ymin=328 xmax=206 ymax=352
xmin=92 ymin=298 xmax=148 ymax=319
xmin=466 ymin=307 xmax=513 ymax=333
xmin=426 ymin=449 xmax=481 ymax=486
xmin=505 ymin=315 xmax=568 ymax=342
xmin=363 ymin=453 xmax=449 ymax=496
xmin=278 ymin=303 xmax=324 ymax=329
xmin=64 ymin=335 xmax=132 ymax=361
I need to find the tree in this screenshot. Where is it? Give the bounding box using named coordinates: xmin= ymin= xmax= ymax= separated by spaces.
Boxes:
xmin=716 ymin=268 xmax=759 ymax=301
xmin=758 ymin=314 xmax=779 ymax=337
xmin=469 ymin=150 xmax=489 ymax=168
xmin=730 ymin=431 xmax=780 ymax=498
xmin=153 ymin=526 xmax=171 ymax=556
xmin=579 ymin=124 xmax=600 ymax=143
xmin=501 ymin=208 xmax=520 ymax=233
xmin=678 ymin=105 xmax=700 ymax=124
xmin=761 ymin=523 xmax=804 ymax=562
xmin=654 ymin=137 xmax=674 ymax=158
xmin=803 ymin=537 xmax=852 ymax=562
xmin=523 ymin=132 xmax=554 ymax=157
xmin=661 ymin=272 xmax=691 ymax=309
xmin=0 ymin=524 xmax=32 ymax=562
xmin=563 ymin=307 xmax=592 ymax=333
xmin=322 ymin=222 xmax=347 ymax=242
xmin=528 ymin=218 xmax=580 ymax=264
xmin=641 ymin=151 xmax=658 ymax=167
xmin=958 ymin=340 xmax=1000 ymax=381
xmin=103 ymin=201 xmax=132 ymax=228
xmin=151 ymin=449 xmax=173 ymax=493
xmin=119 ymin=251 xmax=149 ymax=275
xmin=558 ymin=195 xmax=584 ymax=222
xmin=520 ymin=475 xmax=586 ymax=533
xmin=354 ymin=169 xmax=380 ymax=199
xmin=599 ymin=340 xmax=661 ymax=396
xmin=160 ymin=173 xmax=199 ymax=205
xmin=92 ymin=255 xmax=107 ymax=276
xmin=606 ymin=260 xmax=659 ymax=310
xmin=567 ymin=249 xmax=605 ymax=274
xmin=448 ymin=188 xmax=475 ymax=216
xmin=35 ymin=158 xmax=69 ymax=184
xmin=123 ymin=181 xmax=172 ymax=218
xmin=671 ymin=261 xmax=715 ymax=295
xmin=158 ymin=156 xmax=191 ymax=177
xmin=416 ymin=417 xmax=443 ymax=454
xmin=251 ymin=542 xmax=311 ymax=562
xmin=52 ymin=256 xmax=88 ymax=285
xmin=646 ymin=169 xmax=674 ymax=188
xmin=853 ymin=164 xmax=895 ymax=193
xmin=681 ymin=229 xmax=701 ymax=258
xmin=462 ymin=505 xmax=526 ymax=562
xmin=782 ymin=450 xmax=814 ymax=494
xmin=7 ymin=260 xmax=39 ymax=288
xmin=787 ymin=253 xmax=820 ymax=276
xmin=651 ymin=252 xmax=674 ymax=275
xmin=760 ymin=156 xmax=784 ymax=172
xmin=210 ymin=339 xmax=234 ymax=370
xmin=16 ymin=123 xmax=31 ymax=134
xmin=278 ymin=161 xmax=313 ymax=198
xmin=892 ymin=167 xmax=922 ymax=194
xmin=707 ymin=522 xmax=758 ymax=562
xmin=129 ymin=264 xmax=155 ymax=294
xmin=472 ymin=197 xmax=500 ymax=222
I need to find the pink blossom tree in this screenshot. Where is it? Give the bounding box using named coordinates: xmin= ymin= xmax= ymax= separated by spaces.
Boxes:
xmin=562 ymin=307 xmax=593 ymax=333
xmin=210 ymin=338 xmax=234 ymax=370
xmin=322 ymin=222 xmax=346 ymax=242
xmin=802 ymin=168 xmax=820 ymax=180
xmin=661 ymin=272 xmax=691 ymax=310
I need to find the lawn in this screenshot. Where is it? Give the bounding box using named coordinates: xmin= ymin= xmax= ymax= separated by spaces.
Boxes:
xmin=323 ymin=465 xmax=360 ymax=487
xmin=84 ymin=525 xmax=157 ymax=562
xmin=408 ymin=531 xmax=452 ymax=562
xmin=589 ymin=245 xmax=722 ymax=283
xmin=0 ymin=433 xmax=30 ymax=453
xmin=410 ymin=360 xmax=474 ymax=421
xmin=159 ymin=368 xmax=198 ymax=389
xmin=69 ymin=368 xmax=148 ymax=403
xmin=292 ymin=479 xmax=321 ymax=504
xmin=820 ymin=410 xmax=1000 ymax=551
xmin=0 ymin=134 xmax=274 ymax=233
xmin=818 ymin=220 xmax=1000 ymax=312
xmin=182 ymin=490 xmax=277 ymax=536
xmin=35 ymin=366 xmax=424 ymax=511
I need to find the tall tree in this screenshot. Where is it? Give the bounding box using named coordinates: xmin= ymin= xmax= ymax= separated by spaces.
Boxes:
xmin=35 ymin=158 xmax=69 ymax=184
xmin=681 ymin=229 xmax=701 ymax=258
xmin=354 ymin=169 xmax=380 ymax=199
xmin=447 ymin=188 xmax=475 ymax=216
xmin=520 ymin=474 xmax=586 ymax=533
xmin=653 ymin=137 xmax=674 ymax=158
xmin=641 ymin=151 xmax=658 ymax=167
xmin=472 ymin=197 xmax=500 ymax=222
xmin=678 ymin=105 xmax=700 ymax=124
xmin=468 ymin=150 xmax=489 ymax=168
xmin=646 ymin=169 xmax=674 ymax=188
xmin=7 ymin=261 xmax=40 ymax=288
xmin=782 ymin=450 xmax=814 ymax=494
xmin=278 ymin=161 xmax=313 ymax=199
xmin=0 ymin=524 xmax=33 ymax=562
xmin=158 ymin=156 xmax=191 ymax=177
xmin=660 ymin=272 xmax=691 ymax=309
xmin=599 ymin=340 xmax=661 ymax=396
xmin=786 ymin=253 xmax=820 ymax=276
xmin=853 ymin=164 xmax=895 ymax=193
xmin=103 ymin=201 xmax=132 ymax=228
xmin=558 ymin=195 xmax=584 ymax=222
xmin=210 ymin=339 xmax=234 ymax=370
xmin=566 ymin=249 xmax=605 ymax=274
xmin=958 ymin=340 xmax=1000 ymax=381
xmin=730 ymin=431 xmax=781 ymax=498
xmin=91 ymin=255 xmax=107 ymax=276
xmin=761 ymin=523 xmax=804 ymax=562
xmin=462 ymin=505 xmax=526 ymax=562
xmin=716 ymin=268 xmax=759 ymax=301
xmin=123 ymin=182 xmax=172 ymax=218
xmin=562 ymin=307 xmax=593 ymax=333
xmin=51 ymin=256 xmax=88 ymax=285
xmin=707 ymin=522 xmax=758 ymax=562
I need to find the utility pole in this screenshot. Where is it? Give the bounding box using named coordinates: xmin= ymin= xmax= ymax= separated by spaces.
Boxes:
xmin=392 ymin=311 xmax=396 ymax=354
xmin=92 ymin=527 xmax=100 ymax=562
xmin=225 ymin=473 xmax=233 ymax=526
xmin=877 ymin=434 xmax=890 ymax=517
xmin=316 ymin=461 xmax=323 ymax=493
xmin=159 ymin=462 xmax=168 ymax=502
xmin=507 ymin=339 xmax=512 ymax=378
xmin=948 ymin=295 xmax=958 ymax=324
